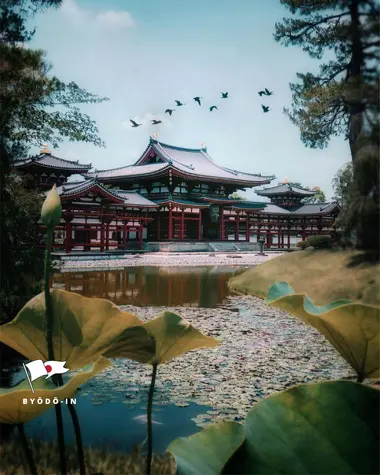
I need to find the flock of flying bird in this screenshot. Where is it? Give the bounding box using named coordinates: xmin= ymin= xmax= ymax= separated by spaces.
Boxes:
xmin=129 ymin=88 xmax=274 ymax=128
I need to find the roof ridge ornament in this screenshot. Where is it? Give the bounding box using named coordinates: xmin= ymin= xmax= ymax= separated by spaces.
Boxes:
xmin=40 ymin=144 xmax=51 ymax=154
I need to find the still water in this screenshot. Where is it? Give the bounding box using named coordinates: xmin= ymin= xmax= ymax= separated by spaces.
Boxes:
xmin=52 ymin=265 xmax=250 ymax=307
xmin=3 ymin=265 xmax=252 ymax=456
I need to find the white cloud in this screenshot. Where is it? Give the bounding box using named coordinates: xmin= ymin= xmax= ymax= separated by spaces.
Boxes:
xmin=96 ymin=11 xmax=134 ymax=28
xmin=61 ymin=0 xmax=133 ymax=29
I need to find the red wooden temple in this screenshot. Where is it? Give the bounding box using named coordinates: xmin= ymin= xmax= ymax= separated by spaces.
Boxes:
xmin=14 ymin=139 xmax=341 ymax=252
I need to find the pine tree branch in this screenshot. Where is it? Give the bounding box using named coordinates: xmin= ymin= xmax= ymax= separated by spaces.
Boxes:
xmin=282 ymin=13 xmax=350 ymax=41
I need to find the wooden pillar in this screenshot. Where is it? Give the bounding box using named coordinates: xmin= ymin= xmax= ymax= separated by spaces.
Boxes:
xmin=180 ymin=208 xmax=185 ymax=240
xmin=198 ymin=209 xmax=202 ymax=240
xmin=106 ymin=221 xmax=110 ymax=250
xmin=220 ymin=206 xmax=225 ymax=240
xmin=157 ymin=214 xmax=161 ymax=241
xmin=267 ymin=232 xmax=272 ymax=248
xmin=123 ymin=221 xmax=127 ymax=250
xmin=168 ymin=207 xmax=173 ymax=240
xmin=100 ymin=220 xmax=104 ymax=252
xmin=278 ymin=228 xmax=281 ymax=249
xmin=139 ymin=224 xmax=143 ymax=250
xmin=65 ymin=219 xmax=72 ymax=254
xmin=245 ymin=214 xmax=250 ymax=242
xmin=287 ymin=229 xmax=291 ymax=248
xmin=235 ymin=213 xmax=240 ymax=241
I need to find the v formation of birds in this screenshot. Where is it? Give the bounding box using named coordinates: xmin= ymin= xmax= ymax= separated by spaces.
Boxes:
xmin=129 ymin=88 xmax=274 ymax=128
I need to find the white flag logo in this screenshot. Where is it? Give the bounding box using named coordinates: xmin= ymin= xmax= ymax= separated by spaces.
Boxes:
xmin=23 ymin=360 xmax=69 ymax=393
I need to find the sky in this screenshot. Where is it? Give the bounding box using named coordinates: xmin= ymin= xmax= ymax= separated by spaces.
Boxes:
xmin=29 ymin=0 xmax=351 ymax=201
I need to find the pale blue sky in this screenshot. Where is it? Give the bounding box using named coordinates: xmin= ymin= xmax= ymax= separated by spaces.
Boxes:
xmin=29 ymin=0 xmax=351 ymax=200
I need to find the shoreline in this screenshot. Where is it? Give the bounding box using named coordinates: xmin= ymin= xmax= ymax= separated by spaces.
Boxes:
xmin=55 ymin=251 xmax=284 ymax=272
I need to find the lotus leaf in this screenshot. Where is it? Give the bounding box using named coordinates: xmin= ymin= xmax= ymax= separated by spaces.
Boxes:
xmin=168 ymin=381 xmax=379 ymax=475
xmin=0 ymin=356 xmax=111 ymax=424
xmin=103 ymin=325 xmax=156 ymax=362
xmin=265 ymin=282 xmax=380 ymax=379
xmin=224 ymin=381 xmax=379 ymax=474
xmin=0 ymin=289 xmax=150 ymax=369
xmin=167 ymin=422 xmax=244 ymax=475
xmin=141 ymin=311 xmax=220 ymax=364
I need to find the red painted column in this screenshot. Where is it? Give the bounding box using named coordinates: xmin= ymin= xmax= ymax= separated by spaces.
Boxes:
xmin=180 ymin=208 xmax=185 ymax=240
xmin=235 ymin=213 xmax=240 ymax=241
xmin=157 ymin=214 xmax=161 ymax=241
xmin=139 ymin=224 xmax=143 ymax=250
xmin=123 ymin=221 xmax=127 ymax=250
xmin=220 ymin=206 xmax=225 ymax=240
xmin=168 ymin=207 xmax=173 ymax=240
xmin=100 ymin=220 xmax=104 ymax=252
xmin=287 ymin=230 xmax=291 ymax=248
xmin=245 ymin=214 xmax=250 ymax=242
xmin=278 ymin=228 xmax=281 ymax=248
xmin=65 ymin=221 xmax=71 ymax=254
xmin=198 ymin=209 xmax=202 ymax=240
xmin=106 ymin=222 xmax=110 ymax=250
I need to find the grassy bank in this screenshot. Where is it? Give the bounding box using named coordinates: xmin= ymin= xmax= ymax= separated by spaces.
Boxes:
xmin=0 ymin=438 xmax=175 ymax=475
xmin=228 ymin=250 xmax=380 ymax=306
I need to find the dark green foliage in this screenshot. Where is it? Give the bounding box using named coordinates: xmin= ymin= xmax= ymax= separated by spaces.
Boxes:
xmin=296 ymin=240 xmax=309 ymax=249
xmin=306 ymin=234 xmax=333 ymax=249
xmin=275 ymin=0 xmax=379 ymax=251
xmin=0 ymin=1 xmax=108 ymax=325
xmin=0 ymin=171 xmax=44 ymax=323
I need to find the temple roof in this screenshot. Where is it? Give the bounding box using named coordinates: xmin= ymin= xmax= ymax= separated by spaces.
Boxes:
xmin=56 ymin=179 xmax=158 ymax=208
xmin=14 ymin=153 xmax=92 ymax=172
xmin=153 ymin=198 xmax=210 ymax=208
xmin=289 ymin=202 xmax=340 ymax=215
xmin=256 ymin=183 xmax=316 ymax=197
xmin=85 ymin=138 xmax=275 ymax=186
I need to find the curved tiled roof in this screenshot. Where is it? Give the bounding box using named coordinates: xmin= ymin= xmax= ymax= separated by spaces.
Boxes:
xmin=256 ymin=183 xmax=316 ymax=197
xmin=14 ymin=153 xmax=92 ymax=171
xmin=56 ymin=179 xmax=158 ymax=208
xmin=84 ymin=138 xmax=275 ymax=186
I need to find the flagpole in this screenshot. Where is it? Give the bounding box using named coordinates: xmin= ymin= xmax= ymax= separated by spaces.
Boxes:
xmin=23 ymin=363 xmax=35 ymax=394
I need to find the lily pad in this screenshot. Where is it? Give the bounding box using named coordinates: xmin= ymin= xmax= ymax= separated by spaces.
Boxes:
xmin=265 ymin=282 xmax=380 ymax=379
xmin=0 ymin=289 xmax=147 ymax=369
xmin=0 ymin=357 xmax=110 ymax=424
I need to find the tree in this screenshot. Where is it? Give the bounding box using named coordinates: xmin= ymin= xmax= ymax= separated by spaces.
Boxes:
xmin=229 ymin=192 xmax=247 ymax=200
xmin=332 ymin=162 xmax=354 ymax=207
xmin=0 ymin=0 xmax=109 ymax=324
xmin=275 ymin=0 xmax=379 ymax=250
xmin=287 ymin=182 xmax=327 ymax=203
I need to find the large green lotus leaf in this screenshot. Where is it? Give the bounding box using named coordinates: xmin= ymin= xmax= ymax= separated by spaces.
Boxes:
xmin=0 ymin=356 xmax=111 ymax=424
xmin=142 ymin=311 xmax=220 ymax=364
xmin=167 ymin=422 xmax=244 ymax=475
xmin=103 ymin=325 xmax=156 ymax=363
xmin=0 ymin=289 xmax=147 ymax=369
xmin=224 ymin=381 xmax=379 ymax=475
xmin=265 ymin=282 xmax=380 ymax=379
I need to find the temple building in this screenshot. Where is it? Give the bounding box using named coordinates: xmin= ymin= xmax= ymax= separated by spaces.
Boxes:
xmin=14 ymin=138 xmax=341 ymax=252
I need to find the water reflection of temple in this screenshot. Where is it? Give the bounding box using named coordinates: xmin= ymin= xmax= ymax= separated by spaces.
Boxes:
xmin=52 ymin=266 xmax=236 ymax=307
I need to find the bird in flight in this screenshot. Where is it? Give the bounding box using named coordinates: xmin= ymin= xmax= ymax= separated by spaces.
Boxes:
xmin=258 ymin=88 xmax=273 ymax=97
xmin=193 ymin=96 xmax=202 ymax=106
xmin=151 ymin=119 xmax=162 ymax=125
xmin=210 ymin=105 xmax=218 ymax=111
xmin=221 ymin=92 xmax=228 ymax=98
xmin=165 ymin=109 xmax=175 ymax=115
xmin=261 ymin=105 xmax=270 ymax=113
xmin=130 ymin=119 xmax=142 ymax=127
xmin=175 ymin=100 xmax=185 ymax=106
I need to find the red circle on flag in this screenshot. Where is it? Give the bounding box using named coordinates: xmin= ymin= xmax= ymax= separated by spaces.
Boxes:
xmin=45 ymin=364 xmax=52 ymax=373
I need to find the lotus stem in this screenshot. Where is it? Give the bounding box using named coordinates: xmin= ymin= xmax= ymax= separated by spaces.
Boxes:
xmin=146 ymin=362 xmax=158 ymax=475
xmin=44 ymin=228 xmax=67 ymax=475
xmin=17 ymin=423 xmax=38 ymax=475
xmin=58 ymin=375 xmax=86 ymax=475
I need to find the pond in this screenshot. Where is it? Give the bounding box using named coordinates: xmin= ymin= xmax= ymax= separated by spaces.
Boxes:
xmin=2 ymin=265 xmax=253 ymax=457
xmin=52 ymin=265 xmax=251 ymax=307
